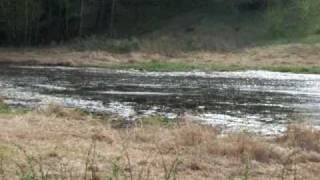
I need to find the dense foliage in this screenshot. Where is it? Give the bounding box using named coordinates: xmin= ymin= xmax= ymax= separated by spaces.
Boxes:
xmin=0 ymin=0 xmax=116 ymax=45
xmin=0 ymin=0 xmax=319 ymax=46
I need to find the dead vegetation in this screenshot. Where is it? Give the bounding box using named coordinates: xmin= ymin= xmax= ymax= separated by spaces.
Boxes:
xmin=1 ymin=43 xmax=320 ymax=73
xmin=0 ymin=105 xmax=319 ymax=179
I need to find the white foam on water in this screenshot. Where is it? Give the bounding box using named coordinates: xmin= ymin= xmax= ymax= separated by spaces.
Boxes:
xmin=15 ymin=66 xmax=320 ymax=80
xmin=34 ymin=84 xmax=74 ymax=91
xmin=14 ymin=67 xmax=320 ymax=96
xmin=116 ymin=83 xmax=164 ymax=88
xmin=110 ymin=70 xmax=320 ymax=81
xmin=103 ymin=102 xmax=136 ymax=119
xmin=0 ymin=83 xmax=137 ymax=119
xmin=239 ymin=87 xmax=320 ymax=97
xmin=0 ymin=85 xmax=313 ymax=135
xmin=94 ymin=90 xmax=180 ymax=96
xmin=196 ymin=113 xmax=287 ymax=135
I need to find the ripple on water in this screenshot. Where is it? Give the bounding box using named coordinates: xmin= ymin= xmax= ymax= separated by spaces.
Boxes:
xmin=2 ymin=67 xmax=320 ymax=135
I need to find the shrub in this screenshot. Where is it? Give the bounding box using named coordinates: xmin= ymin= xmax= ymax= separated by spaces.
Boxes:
xmin=71 ymin=36 xmax=140 ymax=53
xmin=37 ymin=104 xmax=88 ymax=120
xmin=278 ymin=124 xmax=320 ymax=152
xmin=265 ymin=0 xmax=320 ymax=39
xmin=0 ymin=98 xmax=10 ymax=114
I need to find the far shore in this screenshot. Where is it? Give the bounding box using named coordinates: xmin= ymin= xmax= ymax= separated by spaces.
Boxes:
xmin=1 ymin=43 xmax=320 ymax=73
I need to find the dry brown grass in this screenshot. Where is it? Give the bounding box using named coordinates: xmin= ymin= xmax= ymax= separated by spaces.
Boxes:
xmin=1 ymin=43 xmax=320 ymax=71
xmin=0 ymin=106 xmax=319 ymax=179
xmin=278 ymin=124 xmax=320 ymax=153
xmin=36 ymin=104 xmax=89 ymax=120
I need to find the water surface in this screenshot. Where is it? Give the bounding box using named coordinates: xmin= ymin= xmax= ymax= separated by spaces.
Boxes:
xmin=1 ymin=66 xmax=320 ymax=135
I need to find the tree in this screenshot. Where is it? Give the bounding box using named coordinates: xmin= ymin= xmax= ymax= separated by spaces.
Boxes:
xmin=109 ymin=0 xmax=117 ymax=37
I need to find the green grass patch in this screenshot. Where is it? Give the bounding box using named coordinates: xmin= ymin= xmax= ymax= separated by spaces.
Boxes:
xmin=107 ymin=61 xmax=250 ymax=72
xmin=299 ymin=34 xmax=320 ymax=44
xmin=109 ymin=61 xmax=202 ymax=72
xmin=0 ymin=100 xmax=11 ymax=114
xmin=0 ymin=99 xmax=28 ymax=115
xmin=137 ymin=116 xmax=176 ymax=127
xmin=69 ymin=37 xmax=140 ymax=53
xmin=105 ymin=61 xmax=320 ymax=74
xmin=263 ymin=66 xmax=320 ymax=74
xmin=0 ymin=144 xmax=14 ymax=158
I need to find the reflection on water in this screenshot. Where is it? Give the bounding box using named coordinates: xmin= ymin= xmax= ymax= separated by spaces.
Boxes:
xmin=1 ymin=66 xmax=320 ymax=135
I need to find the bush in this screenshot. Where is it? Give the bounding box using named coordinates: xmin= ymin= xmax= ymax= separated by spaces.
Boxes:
xmin=265 ymin=0 xmax=320 ymax=39
xmin=278 ymin=124 xmax=320 ymax=153
xmin=0 ymin=98 xmax=10 ymax=114
xmin=70 ymin=36 xmax=140 ymax=53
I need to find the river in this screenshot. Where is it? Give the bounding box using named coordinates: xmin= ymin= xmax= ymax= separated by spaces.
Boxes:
xmin=1 ymin=66 xmax=320 ymax=135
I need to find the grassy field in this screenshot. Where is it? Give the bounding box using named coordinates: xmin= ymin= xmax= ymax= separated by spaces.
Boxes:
xmin=0 ymin=100 xmax=320 ymax=179
xmin=1 ymin=42 xmax=320 ymax=73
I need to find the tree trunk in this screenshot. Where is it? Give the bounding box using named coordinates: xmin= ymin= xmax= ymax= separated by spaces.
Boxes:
xmin=79 ymin=0 xmax=85 ymax=37
xmin=64 ymin=0 xmax=69 ymax=39
xmin=24 ymin=0 xmax=29 ymax=45
xmin=109 ymin=0 xmax=117 ymax=38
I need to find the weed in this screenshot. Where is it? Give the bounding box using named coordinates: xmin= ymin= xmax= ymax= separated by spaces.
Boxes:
xmin=83 ymin=139 xmax=99 ymax=180
xmin=107 ymin=157 xmax=122 ymax=180
xmin=14 ymin=145 xmax=41 ymax=180
xmin=70 ymin=36 xmax=140 ymax=53
xmin=110 ymin=61 xmax=201 ymax=72
xmin=136 ymin=116 xmax=175 ymax=128
xmin=278 ymin=124 xmax=320 ymax=153
xmin=37 ymin=104 xmax=89 ymax=120
xmin=0 ymin=98 xmax=10 ymax=114
xmin=0 ymin=106 xmax=319 ymax=179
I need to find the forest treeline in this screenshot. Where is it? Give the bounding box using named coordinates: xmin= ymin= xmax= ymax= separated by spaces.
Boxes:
xmin=0 ymin=0 xmax=209 ymax=45
xmin=0 ymin=0 xmax=319 ymax=46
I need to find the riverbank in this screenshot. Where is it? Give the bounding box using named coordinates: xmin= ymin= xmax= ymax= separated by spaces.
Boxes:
xmin=1 ymin=43 xmax=320 ymax=73
xmin=0 ymin=101 xmax=319 ymax=179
